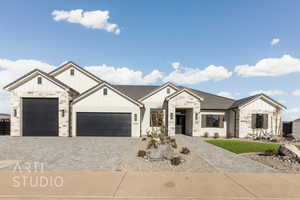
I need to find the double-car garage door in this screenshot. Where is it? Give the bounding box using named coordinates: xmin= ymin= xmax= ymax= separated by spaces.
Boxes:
xmin=76 ymin=112 xmax=131 ymax=137
xmin=22 ymin=98 xmax=132 ymax=137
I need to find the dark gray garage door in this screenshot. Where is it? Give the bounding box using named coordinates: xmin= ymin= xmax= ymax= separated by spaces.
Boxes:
xmin=22 ymin=98 xmax=59 ymax=136
xmin=76 ymin=112 xmax=131 ymax=136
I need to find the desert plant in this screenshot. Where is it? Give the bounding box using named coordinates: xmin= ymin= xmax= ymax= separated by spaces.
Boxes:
xmin=170 ymin=138 xmax=177 ymax=149
xmin=180 ymin=147 xmax=190 ymax=155
xmin=204 ymin=132 xmax=209 ymax=138
xmin=170 ymin=156 xmax=181 ymax=166
xmin=147 ymin=139 xmax=158 ymax=149
xmin=213 ymin=132 xmax=219 ymax=139
xmin=137 ymin=150 xmax=147 ymax=157
xmin=264 ymin=148 xmax=278 ymax=156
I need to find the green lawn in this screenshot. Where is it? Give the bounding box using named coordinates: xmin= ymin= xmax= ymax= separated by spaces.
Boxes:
xmin=206 ymin=140 xmax=281 ymax=154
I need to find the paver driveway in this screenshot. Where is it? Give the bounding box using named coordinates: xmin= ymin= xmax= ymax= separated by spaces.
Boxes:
xmin=176 ymin=135 xmax=277 ymax=173
xmin=0 ymin=136 xmax=138 ymax=170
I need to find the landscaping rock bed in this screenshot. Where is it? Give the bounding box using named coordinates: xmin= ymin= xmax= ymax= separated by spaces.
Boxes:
xmin=243 ymin=152 xmax=300 ymax=173
xmin=119 ymin=136 xmax=216 ymax=172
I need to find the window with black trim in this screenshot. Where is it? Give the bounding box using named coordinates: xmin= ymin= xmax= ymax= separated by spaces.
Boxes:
xmin=150 ymin=109 xmax=163 ymax=127
xmin=167 ymin=88 xmax=170 ymax=94
xmin=202 ymin=114 xmax=224 ymax=128
xmin=13 ymin=109 xmax=17 ymax=117
xmin=103 ymin=88 xmax=108 ymax=95
xmin=70 ymin=69 xmax=75 ymax=76
xmin=252 ymin=114 xmax=268 ymax=129
xmin=37 ymin=77 xmax=42 ymax=84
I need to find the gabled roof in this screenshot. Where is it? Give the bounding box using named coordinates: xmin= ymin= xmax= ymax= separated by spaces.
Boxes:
xmin=72 ymin=81 xmax=144 ymax=107
xmin=112 ymin=84 xmax=235 ymax=110
xmin=3 ymin=69 xmax=79 ymax=94
xmin=138 ymin=82 xmax=179 ymax=101
xmin=165 ymin=88 xmax=204 ymax=101
xmin=231 ymin=93 xmax=286 ymax=109
xmin=49 ymin=61 xmax=103 ymax=83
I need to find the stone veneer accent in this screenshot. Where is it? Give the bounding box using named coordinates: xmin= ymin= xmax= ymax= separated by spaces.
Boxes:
xmin=238 ymin=108 xmax=282 ymax=137
xmin=10 ymin=91 xmax=71 ymax=137
xmin=167 ymin=91 xmax=201 ymax=136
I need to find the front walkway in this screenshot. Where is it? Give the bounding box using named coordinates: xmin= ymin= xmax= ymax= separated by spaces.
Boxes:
xmin=0 ymin=171 xmax=300 ymax=199
xmin=176 ymin=135 xmax=277 ymax=173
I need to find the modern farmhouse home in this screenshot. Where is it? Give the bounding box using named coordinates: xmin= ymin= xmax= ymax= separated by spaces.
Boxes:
xmin=4 ymin=61 xmax=286 ymax=138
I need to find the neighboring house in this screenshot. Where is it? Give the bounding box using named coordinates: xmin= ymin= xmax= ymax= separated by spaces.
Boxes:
xmin=0 ymin=113 xmax=10 ymax=120
xmin=293 ymin=119 xmax=300 ymax=137
xmin=3 ymin=61 xmax=286 ymax=137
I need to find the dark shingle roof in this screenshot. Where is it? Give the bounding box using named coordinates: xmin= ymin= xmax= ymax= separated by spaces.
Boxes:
xmin=230 ymin=94 xmax=260 ymax=109
xmin=113 ymin=85 xmax=235 ymax=110
xmin=113 ymin=85 xmax=160 ymax=100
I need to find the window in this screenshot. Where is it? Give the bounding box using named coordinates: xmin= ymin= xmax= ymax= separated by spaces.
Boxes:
xmin=195 ymin=113 xmax=198 ymax=120
xmin=103 ymin=88 xmax=108 ymax=95
xmin=134 ymin=114 xmax=137 ymax=122
xmin=37 ymin=77 xmax=42 ymax=84
xmin=13 ymin=109 xmax=17 ymax=117
xmin=150 ymin=109 xmax=163 ymax=127
xmin=202 ymin=114 xmax=224 ymax=128
xmin=70 ymin=69 xmax=75 ymax=76
xmin=167 ymin=88 xmax=170 ymax=94
xmin=61 ymin=110 xmax=65 ymax=117
xmin=252 ymin=114 xmax=268 ymax=129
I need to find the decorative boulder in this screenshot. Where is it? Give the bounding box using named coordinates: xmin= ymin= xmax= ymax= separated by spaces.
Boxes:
xmin=147 ymin=144 xmax=176 ymax=161
xmin=279 ymin=144 xmax=300 ymax=162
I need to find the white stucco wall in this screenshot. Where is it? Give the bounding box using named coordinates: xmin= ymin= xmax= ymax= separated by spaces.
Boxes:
xmin=54 ymin=66 xmax=99 ymax=93
xmin=293 ymin=120 xmax=300 ymax=136
xmin=200 ymin=111 xmax=227 ymax=137
xmin=141 ymin=86 xmax=177 ymax=135
xmin=238 ymin=98 xmax=281 ymax=138
xmin=72 ymin=86 xmax=141 ymax=137
xmin=10 ymin=75 xmax=71 ymax=137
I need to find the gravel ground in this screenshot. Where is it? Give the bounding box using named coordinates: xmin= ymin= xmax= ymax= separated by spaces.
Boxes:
xmin=176 ymin=135 xmax=277 ymax=173
xmin=243 ymin=153 xmax=300 ymax=173
xmin=0 ymin=136 xmax=138 ymax=171
xmin=120 ymin=136 xmax=216 ymax=172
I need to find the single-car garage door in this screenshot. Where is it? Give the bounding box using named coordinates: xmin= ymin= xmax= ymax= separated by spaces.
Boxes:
xmin=22 ymin=98 xmax=59 ymax=136
xmin=76 ymin=112 xmax=131 ymax=136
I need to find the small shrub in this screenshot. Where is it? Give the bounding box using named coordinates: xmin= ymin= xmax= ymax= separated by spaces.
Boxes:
xmin=159 ymin=133 xmax=167 ymax=144
xmin=180 ymin=147 xmax=190 ymax=155
xmin=137 ymin=150 xmax=146 ymax=157
xmin=147 ymin=139 xmax=158 ymax=149
xmin=170 ymin=156 xmax=181 ymax=166
xmin=264 ymin=148 xmax=278 ymax=156
xmin=170 ymin=138 xmax=177 ymax=149
xmin=204 ymin=132 xmax=209 ymax=138
xmin=213 ymin=132 xmax=219 ymax=139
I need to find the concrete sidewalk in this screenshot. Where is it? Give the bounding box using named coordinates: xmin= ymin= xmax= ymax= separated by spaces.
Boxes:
xmin=0 ymin=171 xmax=299 ymax=199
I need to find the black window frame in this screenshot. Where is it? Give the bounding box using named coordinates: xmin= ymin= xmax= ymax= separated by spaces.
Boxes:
xmin=70 ymin=69 xmax=75 ymax=76
xmin=37 ymin=77 xmax=42 ymax=85
xmin=202 ymin=114 xmax=224 ymax=128
xmin=103 ymin=88 xmax=108 ymax=95
xmin=150 ymin=108 xmax=163 ymax=127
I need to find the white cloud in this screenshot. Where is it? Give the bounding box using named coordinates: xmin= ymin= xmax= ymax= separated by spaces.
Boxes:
xmin=217 ymin=91 xmax=234 ymax=99
xmin=249 ymin=90 xmax=285 ymax=96
xmin=270 ymin=38 xmax=280 ymax=46
xmin=171 ymin=62 xmax=181 ymax=70
xmin=85 ymin=65 xmax=163 ymax=84
xmin=292 ymin=89 xmax=300 ymax=96
xmin=283 ymin=107 xmax=300 ymax=121
xmin=52 ymin=9 xmax=120 ymax=35
xmin=235 ymin=54 xmax=300 ymax=77
xmin=163 ymin=63 xmax=232 ymax=84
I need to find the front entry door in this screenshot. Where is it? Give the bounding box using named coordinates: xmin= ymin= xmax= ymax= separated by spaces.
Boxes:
xmin=175 ymin=115 xmax=186 ymax=134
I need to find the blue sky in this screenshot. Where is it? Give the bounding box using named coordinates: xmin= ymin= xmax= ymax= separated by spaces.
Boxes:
xmin=1 ymin=0 xmax=300 ymax=120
